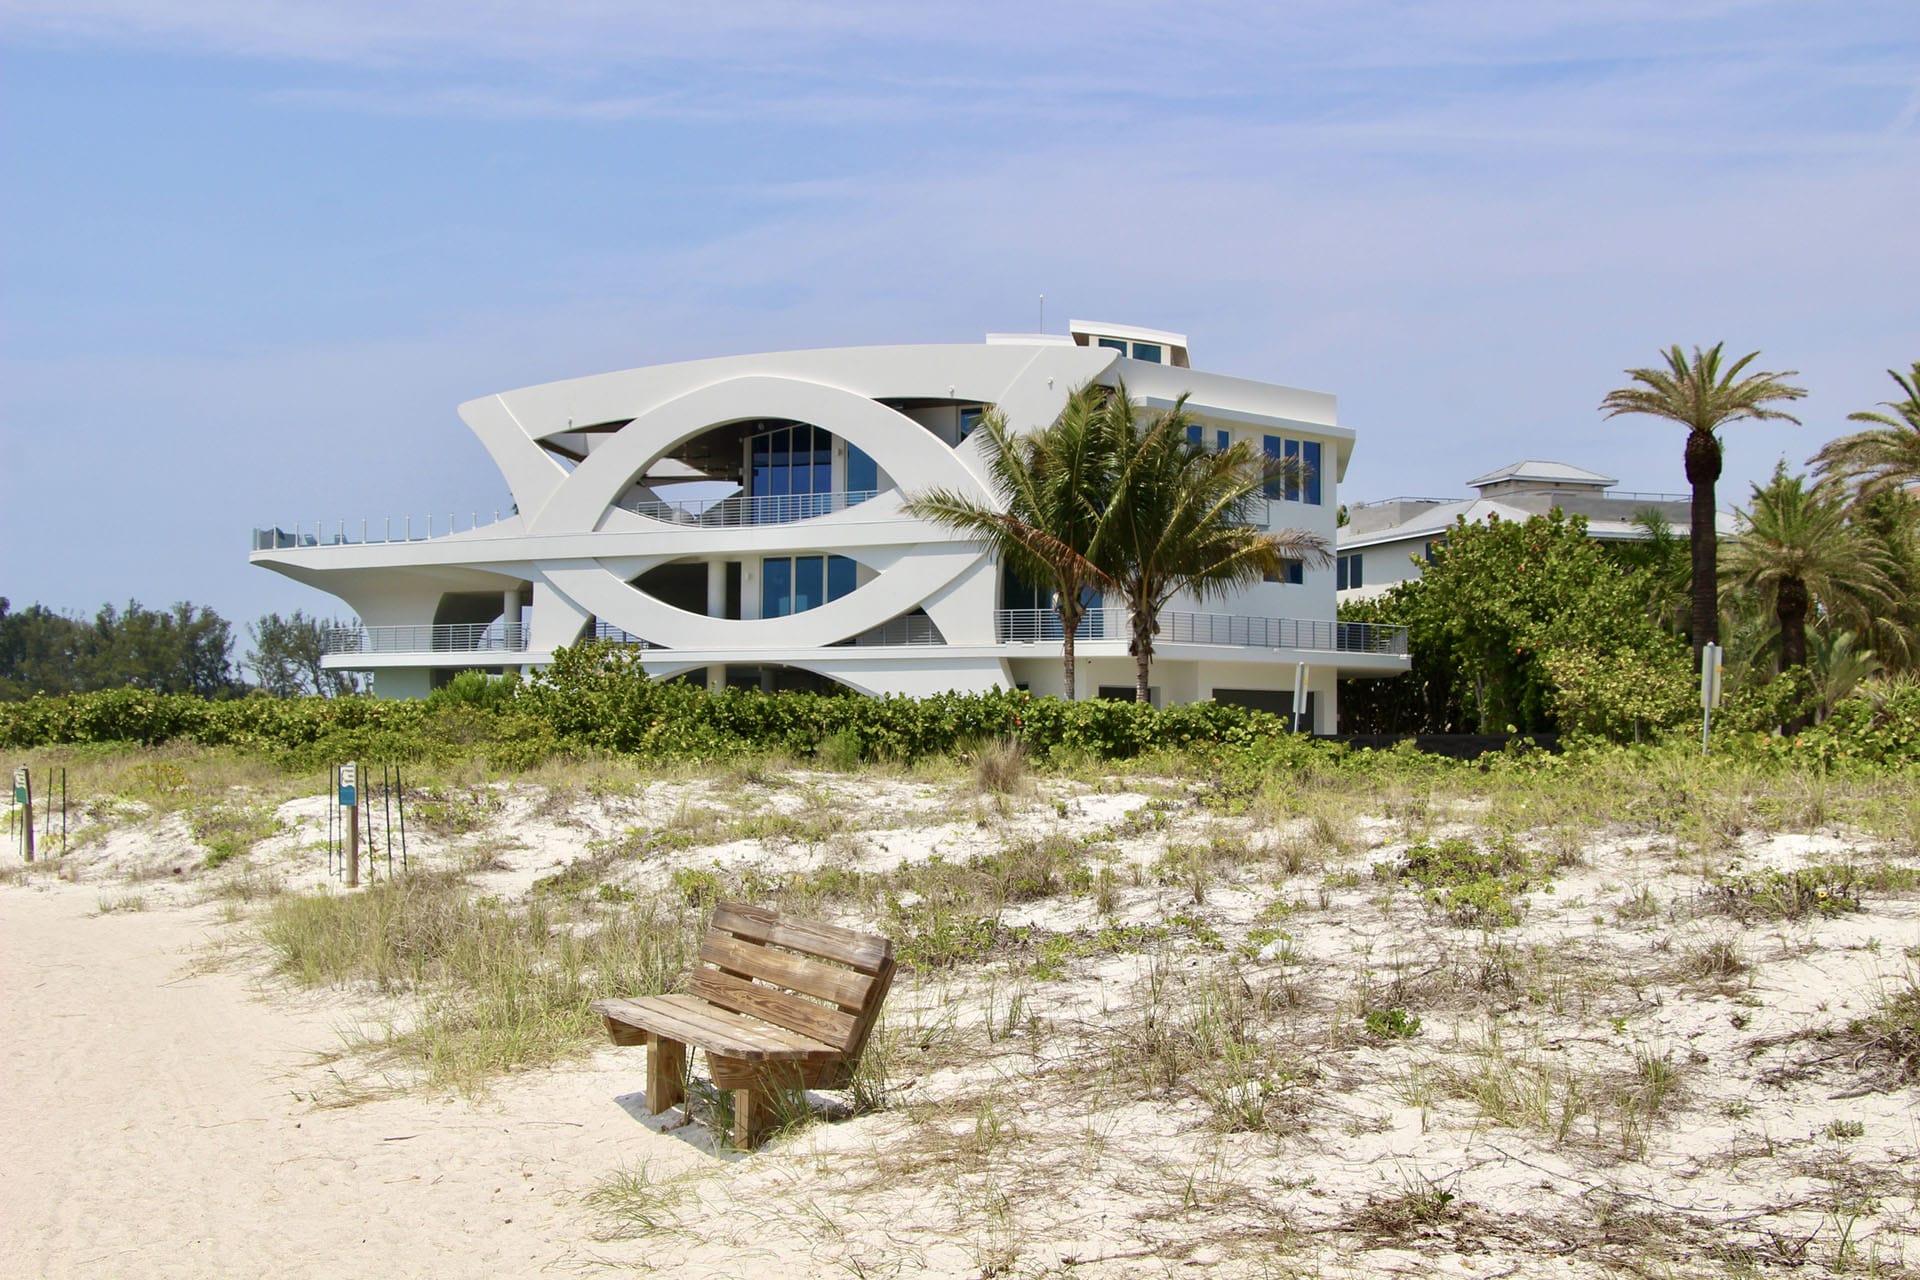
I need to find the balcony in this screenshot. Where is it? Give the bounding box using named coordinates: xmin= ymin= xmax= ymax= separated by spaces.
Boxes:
xmin=323 ymin=622 xmax=529 ymax=656
xmin=616 ymin=489 xmax=882 ymax=528
xmin=253 ymin=511 xmax=508 ymax=550
xmin=994 ymin=608 xmax=1408 ymax=656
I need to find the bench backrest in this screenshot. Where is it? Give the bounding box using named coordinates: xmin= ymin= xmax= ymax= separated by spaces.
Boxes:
xmin=689 ymin=901 xmax=896 ymax=1060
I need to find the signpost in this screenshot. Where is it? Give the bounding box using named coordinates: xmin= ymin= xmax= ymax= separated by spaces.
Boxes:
xmin=1700 ymin=642 xmax=1724 ymax=756
xmin=14 ymin=767 xmax=32 ymax=862
xmin=339 ymin=762 xmax=359 ymax=886
xmin=1291 ymin=662 xmax=1308 ymax=735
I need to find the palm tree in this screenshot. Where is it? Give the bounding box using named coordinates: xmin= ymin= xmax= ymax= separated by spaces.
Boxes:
xmin=901 ymin=386 xmax=1116 ymax=700
xmin=1811 ymin=360 xmax=1920 ymax=500
xmin=1097 ymin=388 xmax=1331 ymax=703
xmin=1600 ymin=344 xmax=1806 ymax=666
xmin=1721 ymin=464 xmax=1890 ymax=729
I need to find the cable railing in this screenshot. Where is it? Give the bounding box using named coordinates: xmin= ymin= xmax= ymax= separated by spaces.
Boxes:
xmin=994 ymin=608 xmax=1407 ymax=655
xmin=616 ymin=489 xmax=882 ymax=528
xmin=253 ymin=510 xmax=510 ymax=550
xmin=323 ymin=622 xmax=528 ymax=655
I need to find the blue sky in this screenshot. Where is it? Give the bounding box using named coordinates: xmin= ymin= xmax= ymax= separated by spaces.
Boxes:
xmin=2 ymin=1 xmax=1916 ymax=636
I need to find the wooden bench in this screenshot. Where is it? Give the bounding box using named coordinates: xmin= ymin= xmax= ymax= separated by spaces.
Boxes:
xmin=592 ymin=901 xmax=896 ymax=1149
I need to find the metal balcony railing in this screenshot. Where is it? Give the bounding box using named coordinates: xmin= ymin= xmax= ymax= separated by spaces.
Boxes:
xmin=252 ymin=511 xmax=509 ymax=550
xmin=323 ymin=622 xmax=529 ymax=655
xmin=994 ymin=608 xmax=1408 ymax=656
xmin=616 ymin=489 xmax=882 ymax=528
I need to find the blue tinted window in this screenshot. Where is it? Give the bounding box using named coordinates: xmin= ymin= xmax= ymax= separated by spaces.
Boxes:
xmin=1186 ymin=424 xmax=1202 ymax=447
xmin=1216 ymin=429 xmax=1230 ymax=453
xmin=959 ymin=407 xmax=983 ymax=438
xmin=795 ymin=556 xmax=824 ymax=613
xmin=763 ymin=558 xmax=792 ymax=618
xmin=827 ymin=555 xmax=857 ymax=601
xmin=1284 ymin=438 xmax=1301 ymax=502
xmin=1263 ymin=436 xmax=1281 ymax=499
xmin=1097 ymin=337 xmax=1126 ymax=353
xmin=1132 ymin=342 xmax=1162 ymax=363
xmin=1302 ymin=440 xmax=1322 ymax=505
xmin=846 ymin=445 xmax=877 ymax=494
xmin=1285 ymin=559 xmax=1304 ymax=585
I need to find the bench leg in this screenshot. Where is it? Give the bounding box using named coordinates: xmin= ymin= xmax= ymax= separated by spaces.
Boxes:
xmin=646 ymin=1034 xmax=685 ymax=1115
xmin=711 ymin=1057 xmax=803 ymax=1150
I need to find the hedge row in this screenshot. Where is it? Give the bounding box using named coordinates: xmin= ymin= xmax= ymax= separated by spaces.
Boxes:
xmin=0 ymin=643 xmax=1301 ymax=767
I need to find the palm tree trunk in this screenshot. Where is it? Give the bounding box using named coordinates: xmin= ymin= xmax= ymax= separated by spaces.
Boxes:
xmin=1130 ymin=607 xmax=1156 ymax=704
xmin=1684 ymin=428 xmax=1723 ymax=665
xmin=1777 ymin=578 xmax=1809 ymax=671
xmin=1057 ymin=600 xmax=1083 ymax=700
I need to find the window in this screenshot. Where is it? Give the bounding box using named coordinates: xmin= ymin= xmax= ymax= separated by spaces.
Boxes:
xmin=1216 ymin=429 xmax=1230 ymax=453
xmin=763 ymin=554 xmax=858 ymax=617
xmin=959 ymin=407 xmax=984 ymax=439
xmin=1098 ymin=337 xmax=1127 ymax=353
xmin=1186 ymin=423 xmax=1203 ymax=447
xmin=1265 ymin=559 xmax=1305 ymax=585
xmin=1131 ymin=342 xmax=1162 ymax=363
xmin=1261 ymin=434 xmax=1324 ymax=505
xmin=748 ymin=423 xmax=833 ymax=519
xmin=846 ymin=444 xmax=878 ymax=494
xmin=1336 ymin=553 xmax=1364 ymax=591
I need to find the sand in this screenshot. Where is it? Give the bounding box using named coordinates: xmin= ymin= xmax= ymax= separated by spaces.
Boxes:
xmin=4 ymin=767 xmax=1918 ymax=1278
xmin=0 ymin=884 xmax=666 ymax=1279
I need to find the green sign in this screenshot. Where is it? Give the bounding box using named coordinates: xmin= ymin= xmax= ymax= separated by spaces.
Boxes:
xmin=11 ymin=767 xmax=25 ymax=805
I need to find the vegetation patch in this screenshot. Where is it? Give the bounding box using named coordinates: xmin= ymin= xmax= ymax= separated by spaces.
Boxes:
xmin=1376 ymin=835 xmax=1541 ymax=928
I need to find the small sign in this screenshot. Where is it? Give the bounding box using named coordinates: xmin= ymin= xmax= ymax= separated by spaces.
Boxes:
xmin=338 ymin=763 xmax=358 ymax=808
xmin=11 ymin=767 xmax=26 ymax=805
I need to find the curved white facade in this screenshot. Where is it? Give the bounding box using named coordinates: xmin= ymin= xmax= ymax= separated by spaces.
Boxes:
xmin=251 ymin=324 xmax=1407 ymax=728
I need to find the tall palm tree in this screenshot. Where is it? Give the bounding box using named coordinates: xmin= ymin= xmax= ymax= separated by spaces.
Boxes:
xmin=1600 ymin=344 xmax=1806 ymax=666
xmin=902 ymin=386 xmax=1116 ymax=700
xmin=1811 ymin=360 xmax=1920 ymax=500
xmin=1721 ymin=464 xmax=1890 ymax=730
xmin=1097 ymin=388 xmax=1330 ymax=703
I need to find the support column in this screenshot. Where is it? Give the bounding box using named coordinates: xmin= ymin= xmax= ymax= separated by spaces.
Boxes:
xmin=706 ymin=560 xmax=726 ymax=618
xmin=502 ymin=586 xmax=526 ymax=675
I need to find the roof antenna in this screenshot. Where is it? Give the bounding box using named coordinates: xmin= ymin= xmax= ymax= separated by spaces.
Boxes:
xmin=1038 ymin=294 xmax=1045 ymax=334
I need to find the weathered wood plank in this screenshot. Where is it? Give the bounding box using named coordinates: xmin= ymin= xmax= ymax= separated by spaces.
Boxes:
xmin=689 ymin=966 xmax=860 ymax=1050
xmin=698 ymin=932 xmax=877 ymax=1009
xmin=591 ymin=995 xmax=838 ymax=1062
xmin=711 ymin=901 xmax=892 ymax=973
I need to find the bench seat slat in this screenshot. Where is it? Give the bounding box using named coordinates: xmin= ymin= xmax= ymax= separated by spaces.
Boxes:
xmin=592 ymin=995 xmax=840 ymax=1063
xmin=699 ymin=932 xmax=878 ymax=1009
xmin=689 ymin=966 xmax=860 ymax=1050
xmin=712 ymin=901 xmax=892 ymax=974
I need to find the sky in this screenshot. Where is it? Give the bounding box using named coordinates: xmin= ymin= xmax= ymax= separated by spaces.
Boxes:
xmin=2 ymin=1 xmax=1916 ymax=637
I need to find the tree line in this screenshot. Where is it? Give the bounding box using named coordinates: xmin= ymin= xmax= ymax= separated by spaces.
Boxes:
xmin=0 ymin=600 xmax=360 ymax=701
xmin=1342 ymin=352 xmax=1920 ymax=738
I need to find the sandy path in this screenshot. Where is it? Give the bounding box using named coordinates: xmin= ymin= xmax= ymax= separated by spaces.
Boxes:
xmin=0 ymin=885 xmax=687 ymax=1280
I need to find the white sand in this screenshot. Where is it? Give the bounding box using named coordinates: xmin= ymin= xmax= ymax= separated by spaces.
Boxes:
xmin=5 ymin=770 xmax=1918 ymax=1278
xmin=0 ymin=884 xmax=669 ymax=1279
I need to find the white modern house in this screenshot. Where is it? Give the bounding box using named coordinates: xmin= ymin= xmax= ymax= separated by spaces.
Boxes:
xmin=252 ymin=322 xmax=1408 ymax=731
xmin=1336 ymin=460 xmax=1727 ymax=602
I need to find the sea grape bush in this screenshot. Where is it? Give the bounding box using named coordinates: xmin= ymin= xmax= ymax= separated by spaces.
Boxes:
xmin=0 ymin=640 xmax=1292 ymax=766
xmin=3 ymin=639 xmax=1914 ymax=769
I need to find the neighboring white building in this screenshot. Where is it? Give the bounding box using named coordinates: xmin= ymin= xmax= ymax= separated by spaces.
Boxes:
xmin=1335 ymin=460 xmax=1725 ymax=602
xmin=252 ymin=323 xmax=1408 ymax=731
